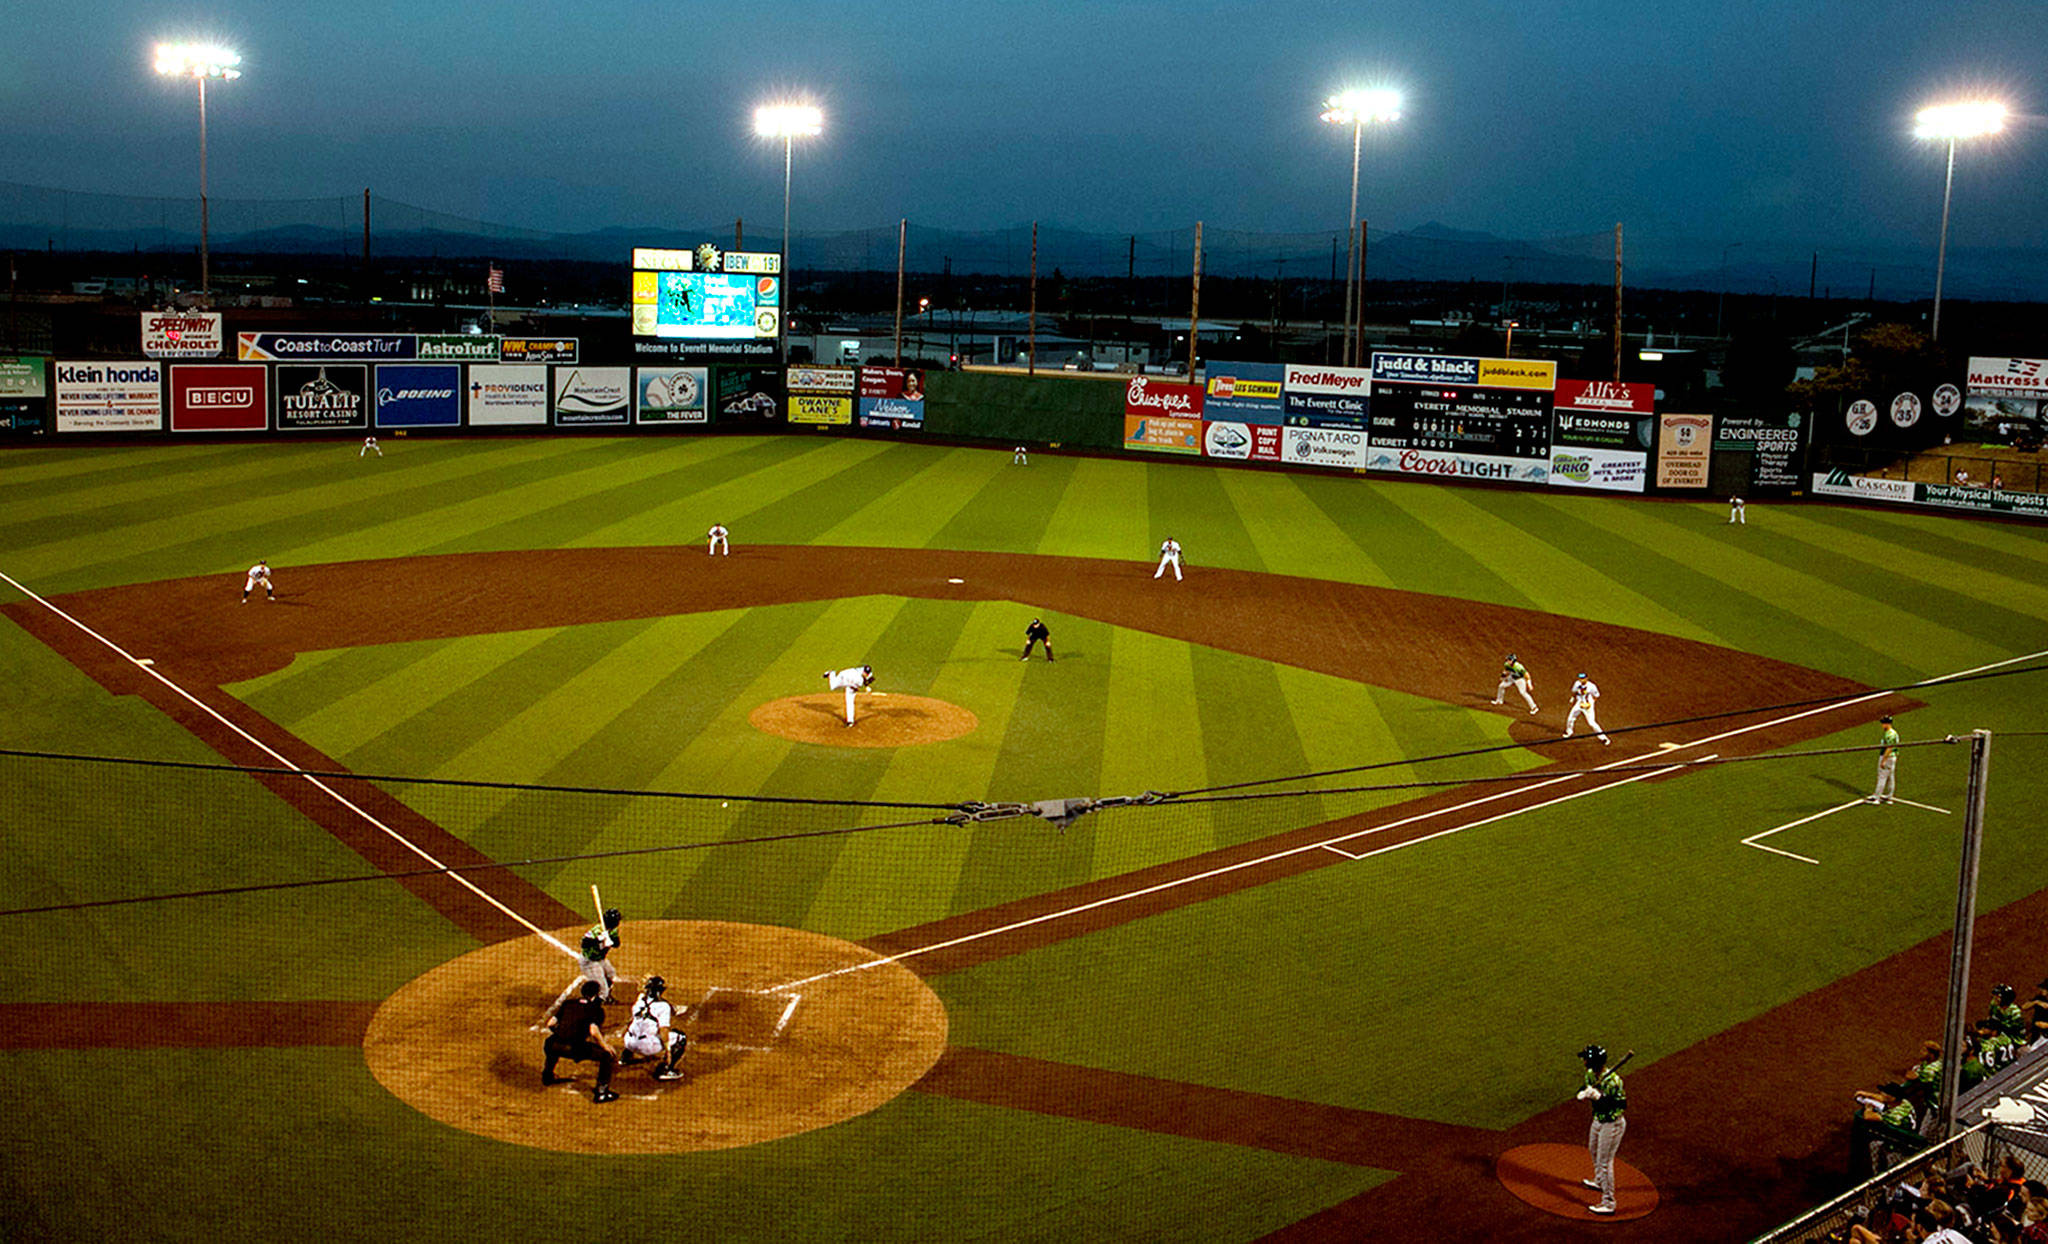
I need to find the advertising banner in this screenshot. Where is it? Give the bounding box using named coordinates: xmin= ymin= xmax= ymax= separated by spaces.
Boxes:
xmin=1371 ymin=351 xmax=1479 ymax=386
xmin=1811 ymin=468 xmax=1917 ymax=503
xmin=553 ymin=367 xmax=630 ymax=425
xmin=55 ymin=360 xmax=163 ymax=432
xmin=1554 ymin=378 xmax=1655 ymax=418
xmin=1714 ymin=413 xmax=1806 ymax=489
xmin=1283 ymin=424 xmax=1372 ymax=469
xmin=856 ymin=367 xmax=926 ymax=428
xmin=1963 ymin=394 xmax=2043 ymax=438
xmin=1549 ymin=446 xmax=1648 ymax=492
xmin=1203 ymin=420 xmax=1281 ymax=461
xmin=1915 ymin=481 xmax=2048 ymax=520
xmin=238 ymin=332 xmax=415 ymax=361
xmin=635 ymin=367 xmax=709 ymax=424
xmin=373 ymin=364 xmax=462 ymax=429
xmin=1368 ymin=444 xmax=1547 ymax=482
xmin=0 ymin=356 xmax=47 ymax=399
xmin=789 ymin=394 xmax=853 ymax=425
xmin=417 ymin=335 xmax=501 ymax=363
xmin=1475 ymin=358 xmax=1558 ymax=391
xmin=1554 ymin=379 xmax=1653 ymax=460
xmin=1203 ymin=361 xmax=1285 ymax=424
xmin=1655 ymin=413 xmax=1713 ymax=488
xmin=1124 ymin=376 xmax=1205 ymax=423
xmin=467 ymin=365 xmax=548 ymax=426
xmin=789 ymin=366 xmax=857 ymax=394
xmin=1123 ymin=413 xmax=1202 ymax=454
xmin=712 ymin=367 xmax=783 ymax=423
xmin=141 ymin=312 xmax=223 ymax=359
xmin=1370 ymin=383 xmax=1551 ymax=460
xmin=1965 ymin=356 xmax=2048 ymax=399
xmin=0 ymin=401 xmax=44 ymax=434
xmin=170 ymin=364 xmax=267 ymax=432
xmin=499 ymin=338 xmax=579 ymax=364
xmin=1281 ymin=364 xmax=1368 ymax=426
xmin=275 ymin=365 xmax=369 ymax=431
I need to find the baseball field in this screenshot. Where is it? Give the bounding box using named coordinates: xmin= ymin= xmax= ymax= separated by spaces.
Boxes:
xmin=3 ymin=433 xmax=2046 ymax=1241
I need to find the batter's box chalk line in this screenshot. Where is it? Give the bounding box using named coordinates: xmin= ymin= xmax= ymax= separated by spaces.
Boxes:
xmin=692 ymin=986 xmax=802 ymax=1052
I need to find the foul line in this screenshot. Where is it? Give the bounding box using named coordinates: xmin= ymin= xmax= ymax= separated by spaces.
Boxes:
xmin=1742 ymin=799 xmax=1865 ymax=865
xmin=0 ymin=569 xmax=573 ymax=958
xmin=774 ymin=646 xmax=2034 ymax=992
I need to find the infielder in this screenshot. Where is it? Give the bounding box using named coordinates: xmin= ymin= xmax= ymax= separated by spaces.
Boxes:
xmin=1020 ymin=618 xmax=1054 ymax=662
xmin=1728 ymin=495 xmax=1745 ymax=524
xmin=360 ymin=435 xmax=382 ymax=458
xmin=707 ymin=523 xmax=729 ymax=555
xmin=620 ymin=974 xmax=686 ymax=1081
xmin=824 ymin=664 xmax=875 ymax=727
xmin=538 ymin=907 xmax=625 ymax=1027
xmin=1492 ymin=653 xmax=1537 ymax=714
xmin=1575 ymin=1044 xmax=1628 ymax=1215
xmin=1870 ymin=714 xmax=1899 ymax=803
xmin=1154 ymin=538 xmax=1183 ymax=581
xmin=241 ymin=560 xmax=275 ymax=603
xmin=1563 ymin=673 xmax=1610 ymax=744
xmin=1013 ymin=445 xmax=1029 ymax=465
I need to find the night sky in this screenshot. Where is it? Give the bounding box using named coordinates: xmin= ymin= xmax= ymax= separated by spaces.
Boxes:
xmin=3 ymin=0 xmax=2041 ymax=254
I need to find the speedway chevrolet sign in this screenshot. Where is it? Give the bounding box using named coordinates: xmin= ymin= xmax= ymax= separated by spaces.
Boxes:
xmin=141 ymin=312 xmax=223 ymax=359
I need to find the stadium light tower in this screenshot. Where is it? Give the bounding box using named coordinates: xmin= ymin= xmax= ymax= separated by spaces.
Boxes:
xmin=1913 ymin=100 xmax=2006 ymax=342
xmin=1321 ymin=88 xmax=1402 ymax=366
xmin=755 ymin=102 xmax=824 ymax=363
xmin=154 ymin=43 xmax=241 ymax=302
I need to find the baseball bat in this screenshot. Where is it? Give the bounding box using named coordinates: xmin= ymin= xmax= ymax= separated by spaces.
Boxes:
xmin=1609 ymin=1048 xmax=1636 ymax=1075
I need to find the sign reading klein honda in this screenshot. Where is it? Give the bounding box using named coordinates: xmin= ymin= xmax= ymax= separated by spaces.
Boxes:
xmin=1281 ymin=364 xmax=1369 ymax=427
xmin=141 ymin=312 xmax=223 ymax=359
xmin=55 ymin=360 xmax=163 ymax=432
xmin=170 ymin=364 xmax=268 ymax=432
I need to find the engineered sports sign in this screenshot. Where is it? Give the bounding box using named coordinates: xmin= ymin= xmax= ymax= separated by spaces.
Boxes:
xmin=55 ymin=360 xmax=163 ymax=432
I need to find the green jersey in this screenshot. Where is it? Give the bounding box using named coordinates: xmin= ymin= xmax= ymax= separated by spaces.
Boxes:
xmin=1504 ymin=660 xmax=1529 ymax=682
xmin=1879 ymin=1098 xmax=1915 ymax=1128
xmin=580 ymin=923 xmax=615 ymax=962
xmin=1992 ymin=1001 xmax=2024 ymax=1039
xmin=1880 ymin=725 xmax=1900 ymax=754
xmin=1582 ymin=1068 xmax=1626 ymax=1122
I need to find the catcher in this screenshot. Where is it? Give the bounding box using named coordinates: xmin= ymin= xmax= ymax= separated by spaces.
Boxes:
xmin=620 ymin=975 xmax=686 ymax=1081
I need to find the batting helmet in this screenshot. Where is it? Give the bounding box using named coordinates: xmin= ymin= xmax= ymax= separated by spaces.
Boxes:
xmin=1579 ymin=1044 xmax=1607 ymax=1068
xmin=1995 ymin=983 xmax=2016 ymax=1003
xmin=1506 ymin=653 xmax=1517 ymax=662
xmin=603 ymin=907 xmax=622 ymax=929
xmin=644 ymin=975 xmax=667 ymax=996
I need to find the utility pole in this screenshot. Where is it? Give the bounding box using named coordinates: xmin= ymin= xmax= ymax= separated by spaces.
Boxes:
xmin=1612 ymin=223 xmax=1624 ymax=382
xmin=1935 ymin=730 xmax=1992 ymax=1141
xmin=892 ymin=218 xmax=906 ymax=366
xmin=1027 ymin=221 xmax=1038 ymax=376
xmin=1187 ymin=221 xmax=1203 ymax=378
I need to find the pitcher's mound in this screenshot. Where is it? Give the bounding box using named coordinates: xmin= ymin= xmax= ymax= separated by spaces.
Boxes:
xmin=362 ymin=920 xmax=948 ymax=1154
xmin=1496 ymin=1143 xmax=1658 ymax=1221
xmin=751 ymin=693 xmax=977 ymax=747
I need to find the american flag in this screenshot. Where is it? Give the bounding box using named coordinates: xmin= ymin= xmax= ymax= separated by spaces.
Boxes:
xmin=486 ymin=266 xmax=504 ymax=294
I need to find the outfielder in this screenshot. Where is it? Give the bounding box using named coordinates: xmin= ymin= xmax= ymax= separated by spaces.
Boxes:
xmin=1492 ymin=653 xmax=1537 ymax=714
xmin=824 ymin=664 xmax=875 ymax=727
xmin=1020 ymin=618 xmax=1054 ymax=662
xmin=1870 ymin=714 xmax=1899 ymax=803
xmin=1575 ymin=1044 xmax=1628 ymax=1215
xmin=241 ymin=560 xmax=275 ymax=603
xmin=360 ymin=435 xmax=382 ymax=458
xmin=620 ymin=974 xmax=686 ymax=1081
xmin=1728 ymin=495 xmax=1745 ymax=524
xmin=707 ymin=523 xmax=729 ymax=555
xmin=1154 ymin=538 xmax=1183 ymax=581
xmin=1013 ymin=445 xmax=1029 ymax=465
xmin=1563 ymin=673 xmax=1610 ymax=744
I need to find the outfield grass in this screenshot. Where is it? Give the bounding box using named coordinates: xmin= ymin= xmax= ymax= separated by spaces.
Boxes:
xmin=3 ymin=434 xmax=2046 ymax=1239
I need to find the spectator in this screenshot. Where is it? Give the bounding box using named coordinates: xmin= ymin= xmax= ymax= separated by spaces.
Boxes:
xmin=1920 ymin=1198 xmax=1971 ymax=1243
xmin=1992 ymin=473 xmax=2006 ymax=491
xmin=2021 ymin=1197 xmax=2048 ymax=1244
xmin=1957 ymin=469 xmax=1972 ymax=486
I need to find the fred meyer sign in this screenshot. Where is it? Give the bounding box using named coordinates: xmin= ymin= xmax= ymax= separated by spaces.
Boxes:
xmin=236 ymin=333 xmax=500 ymax=362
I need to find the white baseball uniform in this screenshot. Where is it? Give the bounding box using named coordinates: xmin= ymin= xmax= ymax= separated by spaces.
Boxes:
xmin=1154 ymin=539 xmax=1183 ymax=580
xmin=825 ymin=665 xmax=873 ymax=725
xmin=1728 ymin=496 xmax=1744 ymax=524
xmin=1013 ymin=445 xmax=1028 ymax=465
xmin=707 ymin=524 xmax=729 ymax=555
xmin=360 ymin=435 xmax=382 ymax=457
xmin=622 ymin=995 xmax=680 ymax=1059
xmin=242 ymin=562 xmax=274 ymax=602
xmin=1564 ymin=678 xmax=1609 ymax=743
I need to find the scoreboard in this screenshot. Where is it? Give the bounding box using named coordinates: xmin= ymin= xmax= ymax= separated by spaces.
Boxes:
xmin=630 ymin=244 xmax=782 ymax=361
xmin=1368 ymin=384 xmax=1551 ymax=457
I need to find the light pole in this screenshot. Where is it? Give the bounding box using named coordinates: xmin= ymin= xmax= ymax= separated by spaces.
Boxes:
xmin=155 ymin=43 xmax=240 ymax=302
xmin=1715 ymin=242 xmax=1743 ymax=339
xmin=1503 ymin=320 xmax=1519 ymax=358
xmin=1321 ymin=88 xmax=1401 ymax=366
xmin=754 ymin=102 xmax=823 ymax=363
xmin=1913 ymin=100 xmax=2006 ymax=342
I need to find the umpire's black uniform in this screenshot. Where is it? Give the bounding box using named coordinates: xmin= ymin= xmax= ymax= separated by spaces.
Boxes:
xmin=1021 ymin=619 xmax=1053 ymax=661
